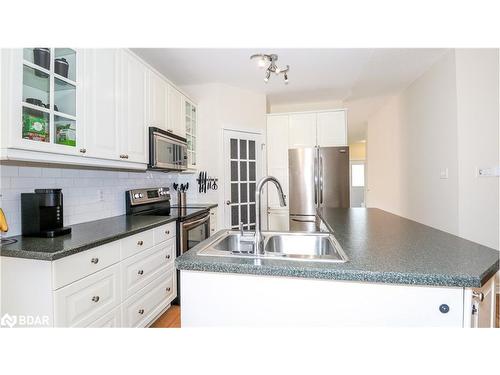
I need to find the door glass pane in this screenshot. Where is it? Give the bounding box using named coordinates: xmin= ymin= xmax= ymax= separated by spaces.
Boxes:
xmin=24 ymin=48 xmax=50 ymax=70
xmin=231 ymin=161 xmax=238 ymax=181
xmin=249 ymin=161 xmax=256 ymax=181
xmin=249 ymin=203 xmax=256 ymax=224
xmin=23 ymin=65 xmax=50 ymax=109
xmin=186 ymin=116 xmax=191 ymax=134
xmin=240 ymin=183 xmax=248 ymax=203
xmin=249 ymin=183 xmax=256 ymax=203
xmin=54 ymin=48 xmax=76 ymax=81
xmin=55 ymin=115 xmax=76 ymax=147
xmin=231 ymin=183 xmax=238 ymax=203
xmin=249 ymin=140 xmax=256 ymax=160
xmin=241 ymin=204 xmax=248 ymax=226
xmin=22 ymin=107 xmax=49 ymax=142
xmin=239 ymin=139 xmax=247 ymax=159
xmin=231 ymin=205 xmax=239 ymax=227
xmin=240 ymin=161 xmax=247 ymax=182
xmin=352 ymin=164 xmax=365 ymax=187
xmin=230 ymin=139 xmax=238 ymax=159
xmin=54 ymin=78 xmax=76 ymax=116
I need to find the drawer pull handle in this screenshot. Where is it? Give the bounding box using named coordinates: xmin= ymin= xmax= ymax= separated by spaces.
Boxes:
xmin=138 ymin=309 xmax=145 ymax=315
xmin=472 ymin=291 xmax=484 ymax=302
xmin=92 ymin=296 xmax=100 ymax=303
xmin=165 ymin=230 xmax=170 ymax=234
xmin=166 ymin=287 xmax=171 ymax=292
xmin=91 ymin=257 xmax=99 ymax=264
xmin=137 ymin=270 xmax=144 ymax=275
xmin=137 ymin=240 xmax=144 ymax=246
xmin=166 ymin=254 xmax=171 ymax=260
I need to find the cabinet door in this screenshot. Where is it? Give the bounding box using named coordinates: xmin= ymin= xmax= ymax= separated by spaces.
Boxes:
xmin=289 ymin=113 xmax=317 ymax=148
xmin=268 ymin=209 xmax=290 ymax=231
xmin=317 ymin=110 xmax=347 ymax=147
xmin=148 ymin=70 xmax=168 ymax=131
xmin=267 ymin=115 xmax=289 ymax=209
xmin=118 ymin=50 xmax=147 ymax=163
xmin=83 ymin=49 xmax=120 ymax=160
xmin=167 ymin=84 xmax=184 ymax=137
xmin=469 ymin=277 xmax=496 ymax=328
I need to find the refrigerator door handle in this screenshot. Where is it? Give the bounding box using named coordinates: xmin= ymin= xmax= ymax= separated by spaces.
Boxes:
xmin=320 ymin=155 xmax=324 ymax=204
xmin=314 ymin=148 xmax=318 ymax=205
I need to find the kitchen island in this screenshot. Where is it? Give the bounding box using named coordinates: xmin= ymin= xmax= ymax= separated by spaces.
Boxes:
xmin=176 ymin=208 xmax=499 ymax=327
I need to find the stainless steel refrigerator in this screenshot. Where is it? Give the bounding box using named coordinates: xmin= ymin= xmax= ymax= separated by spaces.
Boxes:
xmin=288 ymin=146 xmax=350 ymax=231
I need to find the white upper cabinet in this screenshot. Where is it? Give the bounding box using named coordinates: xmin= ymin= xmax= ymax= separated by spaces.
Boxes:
xmin=316 ymin=110 xmax=347 ymax=147
xmin=83 ymin=49 xmax=120 ymax=160
xmin=167 ymin=84 xmax=184 ymax=137
xmin=184 ymin=97 xmax=197 ymax=169
xmin=117 ymin=50 xmax=147 ymax=164
xmin=148 ymin=70 xmax=168 ymax=131
xmin=288 ymin=113 xmax=317 ymax=148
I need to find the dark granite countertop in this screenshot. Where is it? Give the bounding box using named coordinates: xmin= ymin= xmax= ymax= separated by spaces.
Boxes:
xmin=176 ymin=208 xmax=499 ymax=288
xmin=0 ymin=207 xmax=208 ymax=261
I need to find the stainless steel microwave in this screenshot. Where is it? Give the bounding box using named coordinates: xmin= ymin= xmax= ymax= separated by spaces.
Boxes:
xmin=148 ymin=127 xmax=188 ymax=171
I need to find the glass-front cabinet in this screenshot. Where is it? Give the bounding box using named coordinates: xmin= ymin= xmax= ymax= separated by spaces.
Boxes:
xmin=17 ymin=48 xmax=80 ymax=152
xmin=184 ymin=99 xmax=197 ymax=169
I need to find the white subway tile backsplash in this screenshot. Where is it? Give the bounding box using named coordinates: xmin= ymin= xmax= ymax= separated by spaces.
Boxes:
xmin=18 ymin=166 xmax=42 ymax=177
xmin=0 ymin=164 xmax=189 ymax=236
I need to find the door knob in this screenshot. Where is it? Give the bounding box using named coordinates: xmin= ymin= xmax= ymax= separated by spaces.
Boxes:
xmin=226 ymin=200 xmax=231 ymax=205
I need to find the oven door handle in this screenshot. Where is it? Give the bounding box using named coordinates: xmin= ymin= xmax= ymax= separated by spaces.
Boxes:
xmin=182 ymin=214 xmax=210 ymax=229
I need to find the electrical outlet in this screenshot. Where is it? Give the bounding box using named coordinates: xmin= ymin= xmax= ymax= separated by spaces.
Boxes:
xmin=97 ymin=189 xmax=104 ymax=202
xmin=439 ymin=168 xmax=449 ymax=179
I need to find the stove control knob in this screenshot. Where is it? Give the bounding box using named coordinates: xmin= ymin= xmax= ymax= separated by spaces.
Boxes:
xmin=139 ymin=193 xmax=144 ymax=198
xmin=134 ymin=193 xmax=140 ymax=199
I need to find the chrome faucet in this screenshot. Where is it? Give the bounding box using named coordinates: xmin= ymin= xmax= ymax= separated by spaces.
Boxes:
xmin=255 ymin=176 xmax=287 ymax=255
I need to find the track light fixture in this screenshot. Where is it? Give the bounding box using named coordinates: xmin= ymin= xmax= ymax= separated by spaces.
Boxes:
xmin=250 ymin=53 xmax=290 ymax=84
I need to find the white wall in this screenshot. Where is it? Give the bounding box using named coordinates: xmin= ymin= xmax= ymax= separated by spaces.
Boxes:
xmin=267 ymin=99 xmax=343 ymax=114
xmin=366 ymin=49 xmax=499 ymax=249
xmin=455 ymin=49 xmax=499 ymax=249
xmin=181 ymin=83 xmax=267 ymax=228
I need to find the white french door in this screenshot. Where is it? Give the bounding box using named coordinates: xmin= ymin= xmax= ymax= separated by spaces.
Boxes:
xmin=223 ymin=129 xmax=263 ymax=230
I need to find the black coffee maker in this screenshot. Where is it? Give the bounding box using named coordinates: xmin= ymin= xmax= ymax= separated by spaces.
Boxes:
xmin=21 ymin=189 xmax=71 ymax=237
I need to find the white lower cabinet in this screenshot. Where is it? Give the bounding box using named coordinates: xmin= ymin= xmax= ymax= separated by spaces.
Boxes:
xmin=122 ymin=269 xmax=175 ymax=328
xmin=0 ymin=224 xmax=177 ymax=328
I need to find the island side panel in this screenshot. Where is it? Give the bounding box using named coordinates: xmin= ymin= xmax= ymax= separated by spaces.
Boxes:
xmin=180 ymin=270 xmax=465 ymax=327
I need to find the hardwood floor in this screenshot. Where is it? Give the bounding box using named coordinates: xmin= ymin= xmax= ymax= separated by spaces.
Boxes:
xmin=150 ymin=305 xmax=181 ymax=328
xmin=497 ymin=295 xmax=499 ymax=328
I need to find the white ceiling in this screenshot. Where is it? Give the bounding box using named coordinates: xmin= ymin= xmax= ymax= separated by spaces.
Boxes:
xmin=133 ymin=48 xmax=447 ymax=141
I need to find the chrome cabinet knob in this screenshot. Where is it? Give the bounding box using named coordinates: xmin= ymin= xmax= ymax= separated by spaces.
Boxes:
xmin=138 ymin=309 xmax=145 ymax=315
xmin=165 ymin=230 xmax=170 ymax=234
xmin=137 ymin=240 xmax=144 ymax=246
xmin=137 ymin=270 xmax=144 ymax=275
xmin=166 ymin=254 xmax=171 ymax=260
xmin=92 ymin=296 xmax=100 ymax=303
xmin=79 ymin=148 xmax=87 ymax=154
xmin=119 ymin=154 xmax=129 ymax=159
xmin=166 ymin=287 xmax=171 ymax=292
xmin=472 ymin=291 xmax=484 ymax=302
xmin=226 ymin=200 xmax=231 ymax=205
xmin=91 ymin=258 xmax=99 ymax=264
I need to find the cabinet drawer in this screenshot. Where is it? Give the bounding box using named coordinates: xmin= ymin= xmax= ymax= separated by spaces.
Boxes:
xmin=121 ymin=239 xmax=175 ymax=298
xmin=54 ymin=264 xmax=120 ymax=327
xmin=153 ymin=222 xmax=176 ymax=244
xmin=87 ymin=306 xmax=122 ymax=328
xmin=121 ymin=229 xmax=154 ymax=259
xmin=52 ymin=241 xmax=121 ymax=290
xmin=122 ymin=269 xmax=175 ymax=328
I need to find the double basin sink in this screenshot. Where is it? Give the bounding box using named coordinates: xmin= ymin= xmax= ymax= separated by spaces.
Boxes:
xmin=197 ymin=231 xmax=349 ymax=263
